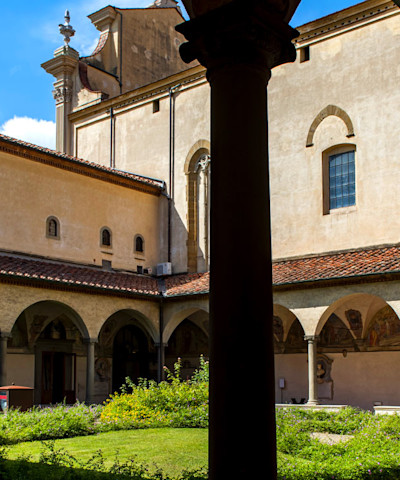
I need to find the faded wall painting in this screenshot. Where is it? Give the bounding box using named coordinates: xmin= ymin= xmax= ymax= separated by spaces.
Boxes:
xmin=366 ymin=305 xmax=400 ymax=348
xmin=319 ymin=314 xmax=354 ymax=350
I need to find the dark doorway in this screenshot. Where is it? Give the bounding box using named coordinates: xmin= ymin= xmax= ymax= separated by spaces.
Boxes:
xmin=41 ymin=352 xmax=76 ymax=404
xmin=112 ymin=325 xmax=150 ymax=391
xmin=165 ymin=319 xmax=209 ymax=379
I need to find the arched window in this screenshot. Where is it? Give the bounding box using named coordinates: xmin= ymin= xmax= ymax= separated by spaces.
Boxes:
xmin=186 ymin=147 xmax=211 ymax=273
xmin=46 ymin=216 xmax=60 ymax=239
xmin=100 ymin=227 xmax=112 ymax=247
xmin=134 ymin=235 xmax=144 ymax=253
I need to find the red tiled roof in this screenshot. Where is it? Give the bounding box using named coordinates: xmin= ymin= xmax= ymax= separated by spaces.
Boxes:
xmin=0 ymin=254 xmax=160 ymax=297
xmin=0 ymin=134 xmax=165 ymax=191
xmin=273 ymin=245 xmax=400 ymax=286
xmin=164 ymin=272 xmax=209 ymax=297
xmin=1 ymin=245 xmax=400 ymax=299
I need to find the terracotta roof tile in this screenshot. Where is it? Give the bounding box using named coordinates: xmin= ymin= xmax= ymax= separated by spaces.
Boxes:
xmin=163 ymin=272 xmax=209 ymax=297
xmin=1 ymin=245 xmax=400 ymax=299
xmin=273 ymin=245 xmax=400 ymax=286
xmin=0 ymin=254 xmax=160 ymax=297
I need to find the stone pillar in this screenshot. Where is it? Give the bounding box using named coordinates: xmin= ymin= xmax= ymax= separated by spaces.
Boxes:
xmin=156 ymin=342 xmax=168 ymax=382
xmin=305 ymin=335 xmax=319 ymax=406
xmin=0 ymin=333 xmax=10 ymax=386
xmin=86 ymin=339 xmax=96 ymax=404
xmin=176 ymin=3 xmax=299 ymax=479
xmin=41 ymin=45 xmax=79 ymax=155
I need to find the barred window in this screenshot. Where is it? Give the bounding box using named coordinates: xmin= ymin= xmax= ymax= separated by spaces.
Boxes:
xmin=100 ymin=227 xmax=112 ymax=247
xmin=46 ymin=217 xmax=60 ymax=239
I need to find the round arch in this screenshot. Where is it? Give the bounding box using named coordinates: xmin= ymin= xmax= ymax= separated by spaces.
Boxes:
xmin=184 ymin=140 xmax=211 ymax=273
xmin=273 ymin=304 xmax=301 ymax=343
xmin=163 ymin=306 xmax=209 ymax=344
xmin=315 ymin=293 xmax=389 ymax=338
xmin=11 ymin=300 xmax=90 ymax=343
xmin=306 ymin=105 xmax=355 ymax=147
xmin=98 ymin=308 xmax=158 ymax=346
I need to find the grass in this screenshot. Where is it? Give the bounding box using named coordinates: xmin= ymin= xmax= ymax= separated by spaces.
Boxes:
xmin=5 ymin=428 xmax=208 ymax=477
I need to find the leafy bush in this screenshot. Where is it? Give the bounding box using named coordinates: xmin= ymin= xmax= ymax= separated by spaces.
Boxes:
xmin=100 ymin=357 xmax=209 ymax=430
xmin=0 ymin=402 xmax=101 ymax=444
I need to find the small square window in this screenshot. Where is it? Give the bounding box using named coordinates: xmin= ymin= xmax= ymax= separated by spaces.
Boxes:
xmin=300 ymin=46 xmax=310 ymax=63
xmin=153 ymin=100 xmax=160 ymax=113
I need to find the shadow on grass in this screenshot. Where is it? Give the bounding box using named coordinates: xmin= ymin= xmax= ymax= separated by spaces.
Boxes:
xmin=0 ymin=458 xmax=133 ymax=480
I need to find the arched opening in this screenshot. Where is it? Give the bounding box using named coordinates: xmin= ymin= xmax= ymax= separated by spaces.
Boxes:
xmin=273 ymin=307 xmax=307 ymax=405
xmin=185 ymin=141 xmax=211 ymax=273
xmin=8 ymin=301 xmax=88 ymax=404
xmin=313 ymin=294 xmax=400 ymax=408
xmin=165 ymin=309 xmax=209 ymax=379
xmin=112 ymin=324 xmax=152 ymax=391
xmin=100 ymin=227 xmax=112 ymax=247
xmin=98 ymin=310 xmax=157 ymax=395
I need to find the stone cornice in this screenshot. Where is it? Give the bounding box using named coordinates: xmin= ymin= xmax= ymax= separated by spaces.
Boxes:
xmin=69 ymin=64 xmax=206 ymax=121
xmin=0 ymin=136 xmax=164 ymax=196
xmin=294 ymin=0 xmax=399 ymax=46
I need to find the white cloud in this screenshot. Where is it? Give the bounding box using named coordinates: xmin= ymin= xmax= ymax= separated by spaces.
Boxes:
xmin=0 ymin=116 xmax=56 ymax=150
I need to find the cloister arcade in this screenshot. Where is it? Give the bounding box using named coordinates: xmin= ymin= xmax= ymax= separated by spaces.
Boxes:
xmin=2 ymin=279 xmax=400 ymax=409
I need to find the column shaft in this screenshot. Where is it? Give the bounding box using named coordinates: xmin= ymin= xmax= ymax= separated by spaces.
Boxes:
xmin=0 ymin=336 xmax=8 ymax=386
xmin=305 ymin=335 xmax=319 ymax=405
xmin=209 ymin=64 xmax=276 ymax=480
xmin=86 ymin=340 xmax=96 ymax=404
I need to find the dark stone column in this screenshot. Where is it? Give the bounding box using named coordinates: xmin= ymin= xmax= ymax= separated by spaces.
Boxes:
xmin=0 ymin=333 xmax=10 ymax=386
xmin=86 ymin=339 xmax=96 ymax=404
xmin=176 ymin=3 xmax=298 ymax=479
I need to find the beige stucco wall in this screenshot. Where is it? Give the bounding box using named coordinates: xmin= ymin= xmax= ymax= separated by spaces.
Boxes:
xmin=0 ymin=150 xmax=163 ymax=273
xmin=71 ymin=9 xmax=400 ymax=268
xmin=73 ymin=78 xmax=210 ymax=273
xmin=275 ymin=353 xmax=308 ymax=404
xmin=268 ymin=11 xmax=400 ymax=259
xmin=7 ymin=353 xmax=35 ymax=388
xmin=275 ymin=350 xmax=400 ymax=410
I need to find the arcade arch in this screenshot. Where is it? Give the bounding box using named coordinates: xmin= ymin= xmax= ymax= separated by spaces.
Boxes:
xmin=98 ymin=309 xmax=158 ymax=393
xmin=8 ymin=300 xmax=89 ymax=404
xmin=163 ymin=306 xmax=209 ymax=379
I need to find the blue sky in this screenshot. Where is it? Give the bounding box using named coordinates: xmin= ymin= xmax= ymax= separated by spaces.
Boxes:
xmin=0 ymin=0 xmax=359 ymax=148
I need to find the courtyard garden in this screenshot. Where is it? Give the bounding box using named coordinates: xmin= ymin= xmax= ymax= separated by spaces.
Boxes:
xmin=1 ymin=358 xmax=400 ymax=479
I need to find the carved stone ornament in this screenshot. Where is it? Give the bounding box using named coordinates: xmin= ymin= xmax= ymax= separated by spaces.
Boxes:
xmin=59 ymin=10 xmax=76 ymax=46
xmin=195 ymin=153 xmax=211 ymax=172
xmin=53 ymin=83 xmax=73 ymax=104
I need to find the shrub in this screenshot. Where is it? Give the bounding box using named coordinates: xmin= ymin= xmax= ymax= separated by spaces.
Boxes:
xmin=100 ymin=357 xmax=209 ymax=430
xmin=0 ymin=402 xmax=101 ymax=444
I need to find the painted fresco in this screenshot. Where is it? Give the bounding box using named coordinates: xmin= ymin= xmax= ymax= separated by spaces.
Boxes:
xmin=273 ymin=315 xmax=284 ymax=343
xmin=319 ymin=314 xmax=354 ymax=348
xmin=345 ymin=309 xmax=363 ymax=338
xmin=366 ymin=306 xmax=400 ymax=348
xmin=285 ymin=319 xmax=307 ymax=352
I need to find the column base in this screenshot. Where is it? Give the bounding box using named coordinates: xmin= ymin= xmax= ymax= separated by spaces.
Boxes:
xmin=306 ymin=400 xmax=320 ymax=406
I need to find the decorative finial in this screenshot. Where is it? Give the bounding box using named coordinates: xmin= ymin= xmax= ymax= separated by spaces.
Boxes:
xmin=59 ymin=9 xmax=75 ymax=46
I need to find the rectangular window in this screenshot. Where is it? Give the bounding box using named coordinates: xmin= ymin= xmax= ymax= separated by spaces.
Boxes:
xmin=300 ymin=46 xmax=310 ymax=63
xmin=329 ymin=151 xmax=355 ymax=209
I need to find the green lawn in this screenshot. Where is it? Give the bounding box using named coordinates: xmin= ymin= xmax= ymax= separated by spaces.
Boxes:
xmin=5 ymin=428 xmax=208 ymax=477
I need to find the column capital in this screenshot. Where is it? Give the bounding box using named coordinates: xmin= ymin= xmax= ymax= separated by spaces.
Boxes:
xmin=0 ymin=332 xmax=12 ymax=339
xmin=176 ymin=0 xmax=299 ymax=81
xmin=304 ymin=335 xmax=320 ymax=342
xmin=84 ymin=337 xmax=98 ymax=345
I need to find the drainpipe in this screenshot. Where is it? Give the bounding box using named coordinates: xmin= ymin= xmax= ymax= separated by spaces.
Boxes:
xmin=109 ymin=107 xmax=115 ymax=168
xmin=158 ymin=299 xmax=165 ymax=382
xmin=168 ymin=84 xmax=181 ymax=262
